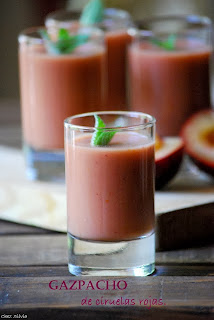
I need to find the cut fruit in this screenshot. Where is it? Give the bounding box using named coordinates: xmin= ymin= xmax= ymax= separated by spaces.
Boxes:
xmin=181 ymin=109 xmax=214 ymax=177
xmin=155 ymin=137 xmax=184 ymax=189
xmin=155 ymin=134 xmax=163 ymax=151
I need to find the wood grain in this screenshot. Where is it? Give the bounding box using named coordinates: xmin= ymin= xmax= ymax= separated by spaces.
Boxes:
xmin=0 ymin=220 xmax=58 ymax=235
xmin=1 ymin=275 xmax=214 ymax=309
xmin=0 ymin=265 xmax=214 ymax=278
xmin=156 ymin=202 xmax=214 ymax=251
xmin=0 ymin=235 xmax=214 ymax=267
xmin=0 ymin=235 xmax=67 ymax=266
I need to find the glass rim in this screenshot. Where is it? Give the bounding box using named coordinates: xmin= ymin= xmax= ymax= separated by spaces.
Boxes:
xmin=18 ymin=25 xmax=104 ymax=44
xmin=45 ymin=7 xmax=131 ymax=24
xmin=128 ymin=14 xmax=212 ymax=39
xmin=45 ymin=8 xmax=133 ymax=32
xmin=135 ymin=14 xmax=212 ymax=27
xmin=64 ymin=111 xmax=156 ymax=132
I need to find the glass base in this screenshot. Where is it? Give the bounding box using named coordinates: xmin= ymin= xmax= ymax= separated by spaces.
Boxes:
xmin=68 ymin=232 xmax=155 ymax=276
xmin=24 ymin=143 xmax=65 ymax=182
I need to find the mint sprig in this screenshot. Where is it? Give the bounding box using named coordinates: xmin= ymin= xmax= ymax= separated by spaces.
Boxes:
xmin=40 ymin=0 xmax=104 ymax=53
xmin=80 ymin=0 xmax=104 ymax=26
xmin=40 ymin=28 xmax=89 ymax=55
xmin=91 ymin=115 xmax=117 ymax=146
xmin=151 ymin=34 xmax=176 ymax=50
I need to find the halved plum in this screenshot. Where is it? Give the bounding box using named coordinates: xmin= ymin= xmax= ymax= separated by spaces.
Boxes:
xmin=181 ymin=109 xmax=214 ymax=178
xmin=155 ymin=136 xmax=184 ymax=189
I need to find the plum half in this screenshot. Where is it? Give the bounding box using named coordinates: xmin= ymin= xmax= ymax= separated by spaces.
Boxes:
xmin=155 ymin=136 xmax=184 ymax=189
xmin=181 ymin=109 xmax=214 ymax=178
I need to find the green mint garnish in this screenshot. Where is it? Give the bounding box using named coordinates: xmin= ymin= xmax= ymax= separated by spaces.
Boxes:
xmin=151 ymin=34 xmax=176 ymax=50
xmin=91 ymin=115 xmax=117 ymax=146
xmin=80 ymin=0 xmax=104 ymax=26
xmin=40 ymin=28 xmax=89 ymax=55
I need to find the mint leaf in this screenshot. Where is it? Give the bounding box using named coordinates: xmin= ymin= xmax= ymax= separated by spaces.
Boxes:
xmin=80 ymin=0 xmax=104 ymax=26
xmin=39 ymin=28 xmax=89 ymax=55
xmin=58 ymin=28 xmax=70 ymax=40
xmin=164 ymin=34 xmax=176 ymax=50
xmin=152 ymin=34 xmax=176 ymax=50
xmin=91 ymin=115 xmax=117 ymax=146
xmin=92 ymin=131 xmax=117 ymax=146
xmin=94 ymin=114 xmax=105 ymax=128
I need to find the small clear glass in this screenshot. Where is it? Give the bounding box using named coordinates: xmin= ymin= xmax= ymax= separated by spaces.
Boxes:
xmin=128 ymin=15 xmax=212 ymax=136
xmin=64 ymin=111 xmax=156 ymax=276
xmin=18 ymin=26 xmax=106 ymax=181
xmin=45 ymin=8 xmax=134 ymax=109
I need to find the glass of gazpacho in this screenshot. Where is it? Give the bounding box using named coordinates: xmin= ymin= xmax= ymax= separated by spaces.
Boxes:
xmin=128 ymin=15 xmax=212 ymax=136
xmin=45 ymin=6 xmax=133 ymax=109
xmin=64 ymin=111 xmax=156 ymax=276
xmin=18 ymin=26 xmax=106 ymax=181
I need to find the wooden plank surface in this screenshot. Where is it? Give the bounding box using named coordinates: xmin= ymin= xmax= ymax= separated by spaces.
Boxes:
xmin=1 ymin=276 xmax=214 ymax=318
xmin=0 ymin=228 xmax=213 ymax=319
xmin=156 ymin=202 xmax=214 ymax=250
xmin=0 ymin=235 xmax=214 ymax=266
xmin=1 ymin=265 xmax=214 ymax=277
xmin=0 ymin=220 xmax=58 ymax=235
xmin=1 ymin=275 xmax=214 ymax=304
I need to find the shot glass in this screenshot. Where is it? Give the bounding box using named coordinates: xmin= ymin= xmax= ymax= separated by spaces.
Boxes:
xmin=18 ymin=26 xmax=106 ymax=181
xmin=45 ymin=8 xmax=134 ymax=109
xmin=64 ymin=111 xmax=156 ymax=276
xmin=128 ymin=15 xmax=212 ymax=136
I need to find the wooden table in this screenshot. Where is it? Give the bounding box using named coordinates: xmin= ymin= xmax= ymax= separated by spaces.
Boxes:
xmin=0 ymin=100 xmax=214 ymax=319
